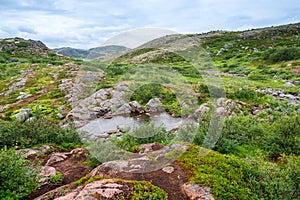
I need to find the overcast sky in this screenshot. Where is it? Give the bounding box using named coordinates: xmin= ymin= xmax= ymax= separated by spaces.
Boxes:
xmin=0 ymin=0 xmax=299 ymax=49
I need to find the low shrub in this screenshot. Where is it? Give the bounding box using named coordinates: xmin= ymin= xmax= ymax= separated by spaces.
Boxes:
xmin=0 ymin=119 xmax=81 ymax=149
xmin=264 ymin=47 xmax=300 ymax=63
xmin=112 ymin=122 xmax=173 ymax=152
xmin=131 ymin=181 xmax=168 ymax=200
xmin=179 ymin=145 xmax=299 ymax=200
xmin=0 ymin=148 xmax=40 ymax=199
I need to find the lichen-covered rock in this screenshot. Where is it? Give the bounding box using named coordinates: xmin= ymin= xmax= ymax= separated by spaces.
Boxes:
xmin=39 ymin=166 xmax=57 ymax=185
xmin=145 ymin=98 xmax=164 ymax=112
xmin=182 ymin=183 xmax=214 ymax=200
xmin=46 ymin=152 xmax=69 ymax=166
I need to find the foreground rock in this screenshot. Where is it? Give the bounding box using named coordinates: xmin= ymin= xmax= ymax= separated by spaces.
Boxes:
xmin=54 ymin=179 xmax=128 ymax=200
xmin=182 ymin=184 xmax=214 ymax=200
xmin=90 ymin=144 xmax=188 ymax=174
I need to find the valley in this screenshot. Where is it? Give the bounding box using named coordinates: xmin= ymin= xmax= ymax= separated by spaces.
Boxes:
xmin=0 ymin=22 xmax=299 ymax=200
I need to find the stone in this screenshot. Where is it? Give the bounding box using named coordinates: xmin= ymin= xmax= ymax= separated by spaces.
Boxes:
xmin=285 ymin=94 xmax=296 ymax=100
xmin=145 ymin=98 xmax=164 ymax=112
xmin=16 ymin=92 xmax=31 ymax=100
xmin=216 ymin=107 xmax=227 ymax=116
xmin=216 ymin=98 xmax=226 ymax=107
xmin=14 ymin=112 xmax=29 ymax=121
xmin=92 ymin=89 xmax=111 ymax=100
xmin=224 ymin=43 xmax=233 ymax=48
xmin=252 ymin=110 xmax=260 ymax=115
xmin=39 ymin=166 xmax=57 ymax=185
xmin=46 ymin=152 xmax=69 ymax=166
xmin=70 ymin=148 xmax=85 ymax=155
xmin=91 ymin=144 xmax=188 ymax=174
xmin=288 ymin=100 xmax=297 ymax=106
xmin=93 ymin=107 xmax=110 ymax=117
xmin=182 ymin=183 xmax=214 ymax=200
xmin=22 ymin=145 xmax=56 ymax=157
xmin=129 ymin=101 xmax=142 ymax=113
xmin=115 ymin=103 xmax=132 ymax=114
xmin=139 ymin=143 xmax=164 ymax=154
xmin=162 ymin=166 xmax=175 ymax=174
xmin=53 ymin=179 xmax=128 ymax=200
xmin=57 ymin=113 xmax=65 ymax=119
xmin=195 ymin=104 xmax=210 ymax=114
xmin=58 ymin=106 xmax=68 ymax=115
xmin=285 ymin=82 xmax=296 ymax=87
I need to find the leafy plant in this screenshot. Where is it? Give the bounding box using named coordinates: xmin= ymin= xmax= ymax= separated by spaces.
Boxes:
xmin=0 ymin=119 xmax=81 ymax=149
xmin=0 ymin=148 xmax=40 ymax=199
xmin=50 ymin=172 xmax=63 ymax=184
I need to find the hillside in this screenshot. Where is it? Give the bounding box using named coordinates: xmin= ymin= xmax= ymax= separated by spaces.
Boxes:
xmin=54 ymin=45 xmax=129 ymax=59
xmin=0 ymin=22 xmax=299 ymax=200
xmin=0 ymin=37 xmax=82 ymax=122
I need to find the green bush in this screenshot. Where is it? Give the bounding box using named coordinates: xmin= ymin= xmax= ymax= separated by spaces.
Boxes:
xmin=228 ymin=88 xmax=266 ymax=105
xmin=0 ymin=119 xmax=81 ymax=149
xmin=263 ymin=47 xmax=300 ymax=63
xmin=179 ymin=145 xmax=300 ymax=200
xmin=50 ymin=172 xmax=63 ymax=184
xmin=131 ymin=181 xmax=168 ymax=200
xmin=130 ymin=83 xmax=163 ymax=105
xmin=0 ymin=148 xmax=40 ymax=199
xmin=113 ymin=122 xmax=173 ymax=152
xmin=265 ymin=114 xmax=300 ymax=157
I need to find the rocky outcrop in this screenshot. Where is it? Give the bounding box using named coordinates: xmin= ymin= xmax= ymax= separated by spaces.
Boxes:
xmin=193 ymin=98 xmax=248 ymax=118
xmin=145 ymin=98 xmax=164 ymax=112
xmin=14 ymin=108 xmax=32 ymax=121
xmin=90 ymin=144 xmax=188 ymax=174
xmin=182 ymin=184 xmax=214 ymax=200
xmin=53 ymin=179 xmax=127 ymax=200
xmin=0 ymin=37 xmax=51 ymax=57
xmin=39 ymin=166 xmax=57 ymax=185
xmin=256 ymin=88 xmax=300 ymax=104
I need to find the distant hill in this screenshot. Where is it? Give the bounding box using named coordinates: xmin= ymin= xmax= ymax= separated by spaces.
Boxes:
xmin=114 ymin=22 xmax=300 ymax=64
xmin=54 ymin=45 xmax=129 ymax=59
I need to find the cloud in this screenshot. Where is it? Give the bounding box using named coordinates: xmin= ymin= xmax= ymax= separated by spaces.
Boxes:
xmin=0 ymin=0 xmax=299 ymax=49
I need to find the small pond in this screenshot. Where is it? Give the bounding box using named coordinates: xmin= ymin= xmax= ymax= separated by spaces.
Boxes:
xmin=79 ymin=112 xmax=197 ymax=136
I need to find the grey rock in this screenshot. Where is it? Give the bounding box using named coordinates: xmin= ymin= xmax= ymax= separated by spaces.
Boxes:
xmin=217 ymin=98 xmax=226 ymax=107
xmin=182 ymin=183 xmax=214 ymax=200
xmin=39 ymin=166 xmax=57 ymax=185
xmin=285 ymin=82 xmax=296 ymax=87
xmin=285 ymin=94 xmax=296 ymax=100
xmin=195 ymin=104 xmax=210 ymax=114
xmin=139 ymin=143 xmax=164 ymax=154
xmin=22 ymin=145 xmax=56 ymax=157
xmin=16 ymin=92 xmax=31 ymax=100
xmin=115 ymin=103 xmax=132 ymax=114
xmin=129 ymin=101 xmax=142 ymax=113
xmin=57 ymin=113 xmax=65 ymax=120
xmin=162 ymin=166 xmax=175 ymax=174
xmin=93 ymin=107 xmax=110 ymax=117
xmin=14 ymin=112 xmax=29 ymax=121
xmin=216 ymin=107 xmax=227 ymax=116
xmin=145 ymin=98 xmax=163 ymax=112
xmin=58 ymin=106 xmax=68 ymax=115
xmin=224 ymin=43 xmax=233 ymax=48
xmin=46 ymin=152 xmax=69 ymax=166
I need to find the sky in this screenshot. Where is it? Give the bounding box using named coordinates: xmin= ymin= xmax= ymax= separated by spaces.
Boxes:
xmin=0 ymin=0 xmax=299 ymax=49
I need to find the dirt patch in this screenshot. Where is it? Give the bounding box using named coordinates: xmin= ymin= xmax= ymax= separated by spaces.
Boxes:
xmin=29 ymin=153 xmax=92 ymax=199
xmin=110 ymin=161 xmax=189 ymax=200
